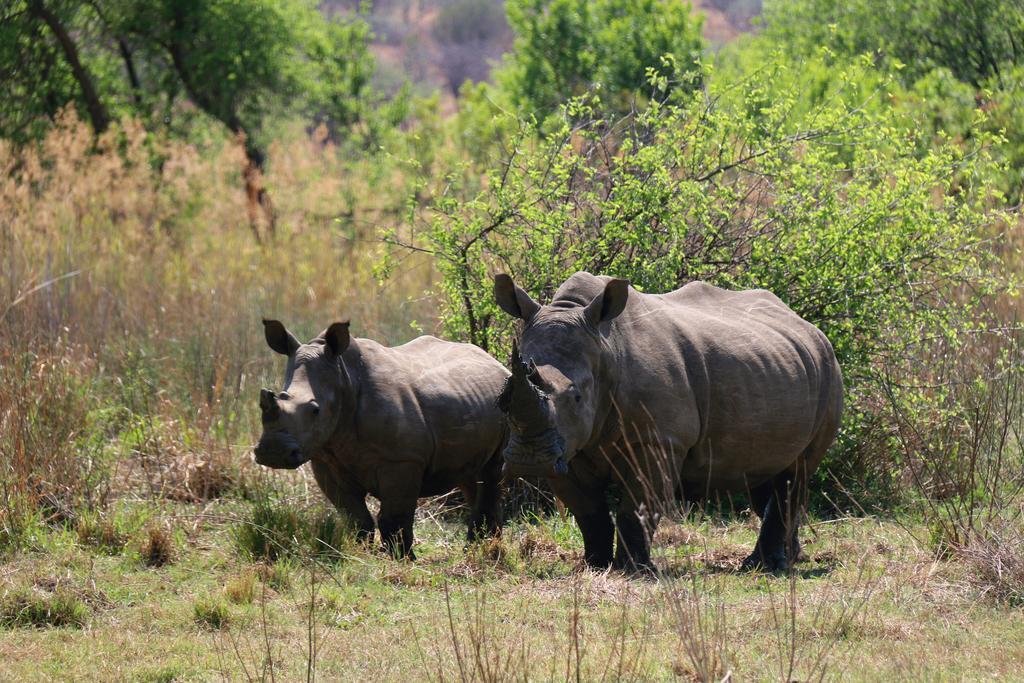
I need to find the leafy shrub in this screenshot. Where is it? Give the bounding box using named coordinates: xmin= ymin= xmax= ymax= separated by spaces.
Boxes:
xmin=724 ymin=1 xmax=1024 ymax=205
xmin=758 ymin=0 xmax=1024 ymax=89
xmin=495 ymin=0 xmax=705 ymax=118
xmin=392 ymin=60 xmax=1007 ymax=507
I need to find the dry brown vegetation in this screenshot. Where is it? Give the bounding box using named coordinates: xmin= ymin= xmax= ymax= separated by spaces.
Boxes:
xmin=0 ymin=113 xmax=435 ymax=531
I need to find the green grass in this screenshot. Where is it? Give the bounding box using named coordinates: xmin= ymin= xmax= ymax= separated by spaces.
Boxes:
xmin=0 ymin=589 xmax=90 ymax=629
xmin=192 ymin=597 xmax=231 ymax=630
xmin=1 ymin=495 xmax=1022 ymax=681
xmin=232 ymin=486 xmax=357 ymax=563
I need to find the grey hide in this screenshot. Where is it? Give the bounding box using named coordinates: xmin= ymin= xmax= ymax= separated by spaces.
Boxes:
xmin=494 ymin=271 xmax=843 ymax=571
xmin=255 ymin=320 xmax=509 ymax=559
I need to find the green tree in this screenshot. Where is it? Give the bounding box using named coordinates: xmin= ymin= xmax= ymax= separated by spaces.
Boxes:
xmin=388 ymin=63 xmax=1008 ymax=506
xmin=0 ymin=1 xmax=115 ymax=141
xmin=759 ymin=0 xmax=1024 ymax=88
xmin=495 ymin=0 xmax=706 ymax=118
xmin=0 ymin=0 xmax=383 ymax=239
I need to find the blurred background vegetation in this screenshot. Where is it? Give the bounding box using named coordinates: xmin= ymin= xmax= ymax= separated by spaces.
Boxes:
xmin=1 ymin=0 xmax=1022 ymax=557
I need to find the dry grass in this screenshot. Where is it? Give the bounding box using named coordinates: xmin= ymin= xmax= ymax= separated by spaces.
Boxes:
xmin=140 ymin=524 xmax=174 ymax=567
xmin=0 ymin=112 xmax=436 ymax=551
xmin=960 ymin=520 xmax=1024 ymax=606
xmin=0 ymin=500 xmax=1022 ymax=680
xmin=0 ymin=115 xmax=449 ymax=680
xmin=225 ymin=571 xmax=259 ymax=606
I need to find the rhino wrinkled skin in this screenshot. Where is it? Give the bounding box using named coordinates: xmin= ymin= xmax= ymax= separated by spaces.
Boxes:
xmin=254 ymin=320 xmax=509 ymax=558
xmin=495 ymin=271 xmax=843 ymax=571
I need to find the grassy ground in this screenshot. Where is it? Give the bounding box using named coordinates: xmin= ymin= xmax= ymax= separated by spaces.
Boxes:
xmin=2 ymin=484 xmax=1021 ymax=682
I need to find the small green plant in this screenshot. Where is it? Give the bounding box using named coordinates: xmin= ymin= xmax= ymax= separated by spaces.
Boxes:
xmin=192 ymin=597 xmax=230 ymax=630
xmin=256 ymin=558 xmax=295 ymax=592
xmin=140 ymin=524 xmax=174 ymax=567
xmin=0 ymin=589 xmax=90 ymax=629
xmin=133 ymin=665 xmax=189 ymax=683
xmin=233 ymin=488 xmax=354 ymax=563
xmin=76 ymin=512 xmax=127 ymax=555
xmin=224 ymin=572 xmax=257 ymax=605
xmin=0 ymin=495 xmax=43 ymax=557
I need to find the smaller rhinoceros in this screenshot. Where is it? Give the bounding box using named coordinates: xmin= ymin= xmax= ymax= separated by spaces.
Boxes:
xmin=254 ymin=319 xmax=509 ymax=558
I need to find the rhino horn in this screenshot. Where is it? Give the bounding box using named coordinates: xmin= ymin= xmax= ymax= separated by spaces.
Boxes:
xmin=527 ymin=358 xmax=541 ymax=385
xmin=510 ymin=341 xmax=528 ymax=378
xmin=505 ymin=342 xmax=550 ymax=428
xmin=259 ymin=388 xmax=279 ymax=422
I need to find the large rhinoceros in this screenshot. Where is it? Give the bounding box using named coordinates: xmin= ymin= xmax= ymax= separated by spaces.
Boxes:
xmin=254 ymin=319 xmax=509 ymax=558
xmin=494 ymin=271 xmax=843 ymax=571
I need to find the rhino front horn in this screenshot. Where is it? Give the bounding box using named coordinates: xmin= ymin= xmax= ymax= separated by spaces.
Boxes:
xmin=259 ymin=388 xmax=279 ymax=421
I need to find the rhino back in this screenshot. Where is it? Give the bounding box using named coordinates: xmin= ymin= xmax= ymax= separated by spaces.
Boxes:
xmin=341 ymin=337 xmax=509 ymax=493
xmin=604 ymin=280 xmax=842 ymax=489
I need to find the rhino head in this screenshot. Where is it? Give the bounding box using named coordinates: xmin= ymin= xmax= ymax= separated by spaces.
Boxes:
xmin=254 ymin=319 xmax=351 ymax=469
xmin=494 ymin=273 xmax=629 ymax=477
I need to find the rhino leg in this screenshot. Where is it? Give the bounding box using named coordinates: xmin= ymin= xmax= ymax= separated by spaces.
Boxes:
xmin=577 ymin=507 xmax=615 ymax=568
xmin=379 ymin=497 xmax=417 ymax=560
xmin=551 ymin=476 xmax=613 ymax=568
xmin=378 ymin=464 xmax=424 ymax=560
xmin=613 ymin=503 xmax=656 ymax=573
xmin=742 ymin=470 xmax=807 ymax=572
xmin=311 ymin=461 xmax=374 ymax=542
xmin=467 ymin=454 xmax=504 ymax=542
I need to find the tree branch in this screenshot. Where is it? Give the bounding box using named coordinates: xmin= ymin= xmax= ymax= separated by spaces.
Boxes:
xmin=30 ymin=0 xmax=109 ymax=134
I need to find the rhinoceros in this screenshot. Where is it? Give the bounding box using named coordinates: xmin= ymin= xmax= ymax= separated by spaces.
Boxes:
xmin=254 ymin=319 xmax=509 ymax=558
xmin=494 ymin=271 xmax=843 ymax=571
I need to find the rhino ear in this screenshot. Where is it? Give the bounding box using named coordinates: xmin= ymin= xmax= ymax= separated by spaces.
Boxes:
xmin=263 ymin=319 xmax=300 ymax=356
xmin=494 ymin=274 xmax=540 ymax=320
xmin=584 ymin=279 xmax=629 ymax=327
xmin=324 ymin=321 xmax=351 ymax=356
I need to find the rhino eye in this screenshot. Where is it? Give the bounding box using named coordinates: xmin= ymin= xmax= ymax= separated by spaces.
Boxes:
xmin=310 ymin=402 xmax=320 ymax=416
xmin=574 ymin=394 xmax=582 ymax=403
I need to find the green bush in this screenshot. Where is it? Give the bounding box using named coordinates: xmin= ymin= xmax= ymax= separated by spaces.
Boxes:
xmin=392 ymin=61 xmax=1007 ymax=508
xmin=721 ymin=0 xmax=1024 ymax=205
xmin=495 ymin=0 xmax=706 ymax=118
xmin=757 ymin=0 xmax=1024 ymax=89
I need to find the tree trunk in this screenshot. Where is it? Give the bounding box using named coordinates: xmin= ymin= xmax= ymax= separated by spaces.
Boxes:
xmin=166 ymin=38 xmax=275 ymax=242
xmin=240 ymin=137 xmax=276 ymax=244
xmin=30 ymin=0 xmax=110 ymax=135
xmin=117 ymin=38 xmax=143 ymax=107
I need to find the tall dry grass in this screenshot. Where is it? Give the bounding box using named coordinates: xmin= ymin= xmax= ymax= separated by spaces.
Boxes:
xmin=0 ymin=111 xmax=435 ymax=525
xmin=881 ymin=322 xmax=1024 ymax=604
